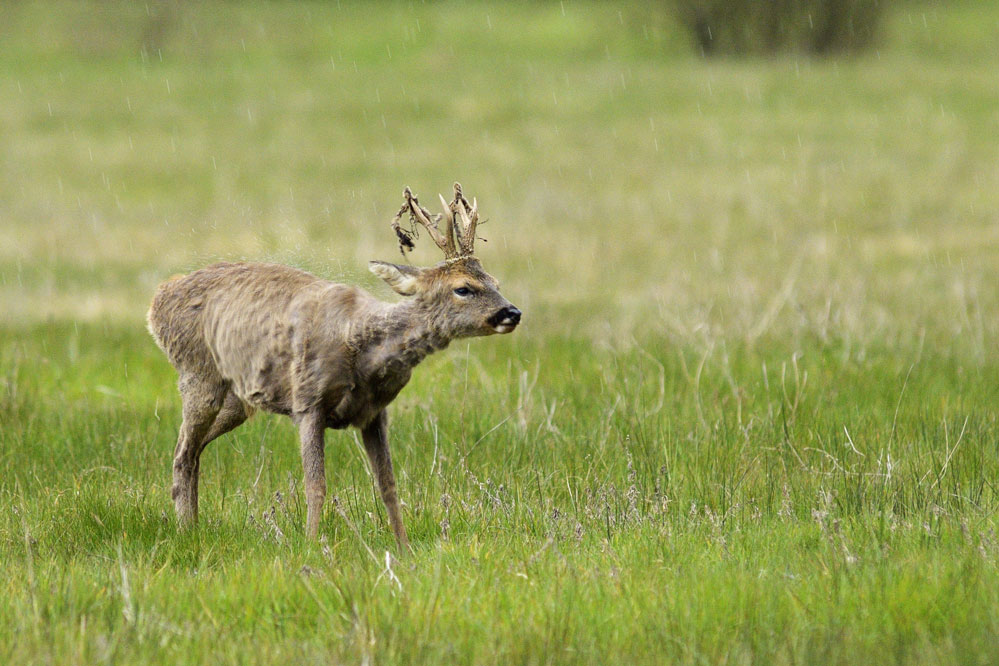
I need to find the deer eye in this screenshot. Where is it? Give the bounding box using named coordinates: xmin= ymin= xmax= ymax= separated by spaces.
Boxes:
xmin=453 ymin=286 xmax=473 ymax=297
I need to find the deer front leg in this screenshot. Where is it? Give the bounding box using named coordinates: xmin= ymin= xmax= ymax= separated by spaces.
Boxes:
xmin=297 ymin=410 xmax=327 ymax=538
xmin=361 ymin=410 xmax=410 ymax=551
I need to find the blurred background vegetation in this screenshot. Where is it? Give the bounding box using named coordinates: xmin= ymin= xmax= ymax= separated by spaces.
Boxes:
xmin=672 ymin=0 xmax=885 ymax=55
xmin=2 ymin=0 xmax=995 ymax=352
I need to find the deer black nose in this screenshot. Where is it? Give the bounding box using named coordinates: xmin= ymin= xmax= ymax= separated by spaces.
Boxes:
xmin=503 ymin=307 xmax=522 ymax=324
xmin=489 ymin=306 xmax=522 ymax=329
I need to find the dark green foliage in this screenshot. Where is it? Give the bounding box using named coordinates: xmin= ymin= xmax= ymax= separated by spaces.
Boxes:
xmin=673 ymin=0 xmax=886 ymax=55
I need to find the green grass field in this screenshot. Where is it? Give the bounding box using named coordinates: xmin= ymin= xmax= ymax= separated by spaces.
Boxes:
xmin=3 ymin=1 xmax=999 ymax=663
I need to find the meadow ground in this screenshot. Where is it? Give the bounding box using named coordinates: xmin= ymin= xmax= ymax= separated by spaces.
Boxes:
xmin=2 ymin=1 xmax=999 ymax=663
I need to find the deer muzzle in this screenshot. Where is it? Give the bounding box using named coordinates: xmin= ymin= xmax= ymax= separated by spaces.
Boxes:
xmin=489 ymin=306 xmax=522 ymax=333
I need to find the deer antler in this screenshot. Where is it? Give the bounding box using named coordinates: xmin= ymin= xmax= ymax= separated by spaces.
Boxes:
xmin=451 ymin=182 xmax=479 ymax=256
xmin=391 ymin=186 xmax=457 ymax=258
xmin=391 ymin=183 xmax=480 ymax=259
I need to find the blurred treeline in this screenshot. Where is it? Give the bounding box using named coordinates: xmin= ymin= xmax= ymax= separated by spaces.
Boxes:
xmin=671 ymin=0 xmax=886 ymax=55
xmin=18 ymin=0 xmax=888 ymax=60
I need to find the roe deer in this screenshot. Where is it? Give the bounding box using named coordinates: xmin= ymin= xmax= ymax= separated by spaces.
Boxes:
xmin=147 ymin=183 xmax=521 ymax=547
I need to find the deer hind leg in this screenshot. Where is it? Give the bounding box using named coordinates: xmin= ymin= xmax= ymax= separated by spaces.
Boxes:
xmin=199 ymin=391 xmax=251 ymax=455
xmin=296 ymin=410 xmax=327 ymax=538
xmin=361 ymin=411 xmax=410 ymax=551
xmin=172 ymin=374 xmax=227 ymax=526
xmin=188 ymin=390 xmax=251 ymax=515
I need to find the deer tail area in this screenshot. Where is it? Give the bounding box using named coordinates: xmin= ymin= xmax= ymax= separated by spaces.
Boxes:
xmin=146 ymin=272 xmax=195 ymax=361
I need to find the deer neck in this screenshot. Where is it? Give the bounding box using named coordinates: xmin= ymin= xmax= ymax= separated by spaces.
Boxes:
xmin=374 ymin=299 xmax=452 ymax=370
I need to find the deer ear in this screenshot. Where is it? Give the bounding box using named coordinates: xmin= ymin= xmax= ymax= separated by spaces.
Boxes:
xmin=369 ymin=261 xmax=422 ymax=296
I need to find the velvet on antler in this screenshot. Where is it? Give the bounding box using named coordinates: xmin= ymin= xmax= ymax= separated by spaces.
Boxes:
xmin=392 ymin=182 xmax=479 ymax=259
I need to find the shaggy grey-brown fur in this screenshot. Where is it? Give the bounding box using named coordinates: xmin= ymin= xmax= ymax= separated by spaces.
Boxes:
xmin=148 ymin=256 xmax=520 ymax=545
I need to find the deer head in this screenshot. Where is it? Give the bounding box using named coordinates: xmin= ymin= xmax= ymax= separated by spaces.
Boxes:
xmin=370 ymin=183 xmax=522 ymax=338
